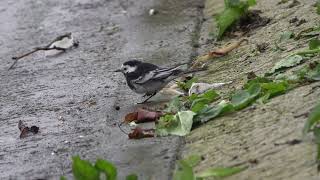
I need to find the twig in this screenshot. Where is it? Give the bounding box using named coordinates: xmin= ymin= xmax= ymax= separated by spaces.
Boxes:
xmin=9 ymin=32 xmax=76 ymax=70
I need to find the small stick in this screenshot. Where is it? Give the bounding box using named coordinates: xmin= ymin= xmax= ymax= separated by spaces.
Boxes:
xmin=9 ymin=32 xmax=74 ymax=70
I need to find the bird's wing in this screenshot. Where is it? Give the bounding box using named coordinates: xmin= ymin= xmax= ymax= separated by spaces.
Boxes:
xmin=133 ymin=66 xmax=182 ymax=84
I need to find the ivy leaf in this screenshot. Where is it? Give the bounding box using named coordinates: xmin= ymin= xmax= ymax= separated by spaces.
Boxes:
xmin=173 ymin=160 xmax=195 ymax=180
xmin=231 ymin=83 xmax=261 ymax=110
xmin=95 ymin=159 xmax=117 ymax=180
xmin=196 ymin=166 xmax=247 ymax=178
xmin=177 ymin=77 xmax=198 ymax=91
xmin=72 ymin=156 xmax=100 ymax=180
xmin=183 ymin=155 xmax=202 ymax=167
xmin=268 ymin=55 xmax=304 ymax=75
xmin=279 ymin=31 xmax=294 ymax=42
xmin=194 ymin=100 xmax=234 ymax=123
xmin=156 ymin=111 xmax=196 ymax=136
xmin=260 ymin=81 xmax=289 ymax=98
xmin=303 ymin=102 xmax=320 ymax=135
xmin=190 ymin=90 xmax=219 ymax=113
xmin=164 ymin=96 xmax=185 ymax=113
xmin=126 ymin=174 xmax=138 ymax=180
xmin=216 ymin=7 xmax=243 ymax=39
xmin=309 ymin=38 xmax=320 ymax=50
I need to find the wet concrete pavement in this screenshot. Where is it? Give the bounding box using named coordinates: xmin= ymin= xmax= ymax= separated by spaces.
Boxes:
xmin=0 ymin=0 xmax=203 ymax=179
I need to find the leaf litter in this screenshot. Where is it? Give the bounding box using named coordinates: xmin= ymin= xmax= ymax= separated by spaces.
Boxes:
xmin=173 ymin=155 xmax=247 ymax=180
xmin=18 ymin=120 xmax=39 ymax=138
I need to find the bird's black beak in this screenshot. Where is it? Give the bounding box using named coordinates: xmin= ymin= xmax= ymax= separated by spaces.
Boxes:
xmin=114 ymin=69 xmax=122 ymax=72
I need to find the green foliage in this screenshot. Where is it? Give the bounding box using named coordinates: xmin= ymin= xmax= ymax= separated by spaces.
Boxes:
xmin=196 ymin=166 xmax=248 ymax=178
xmin=173 ymin=160 xmax=195 ymax=180
xmin=317 ymin=0 xmax=320 ymax=15
xmin=309 ymin=38 xmax=320 ymax=50
xmin=72 ymin=156 xmax=100 ymax=180
xmin=126 ymin=174 xmax=138 ymax=180
xmin=164 ymin=96 xmax=186 ymax=113
xmin=189 ymin=90 xmax=220 ymax=113
xmin=194 ymin=100 xmax=235 ymax=123
xmin=303 ymin=103 xmax=320 ymax=135
xmin=177 ymin=77 xmax=198 ymax=91
xmin=95 ymin=159 xmax=117 ymax=180
xmin=183 ymin=155 xmax=202 ymax=167
xmin=156 ymin=111 xmax=196 ymax=136
xmin=267 ymin=55 xmax=304 ymax=75
xmin=231 ymin=83 xmax=261 ymax=110
xmin=64 ymin=156 xmax=138 ymax=180
xmin=216 ymin=0 xmax=256 ymax=39
xmin=173 ymin=155 xmax=246 ymax=180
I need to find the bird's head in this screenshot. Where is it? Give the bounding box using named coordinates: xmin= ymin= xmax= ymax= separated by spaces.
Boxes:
xmin=114 ymin=60 xmax=142 ymax=74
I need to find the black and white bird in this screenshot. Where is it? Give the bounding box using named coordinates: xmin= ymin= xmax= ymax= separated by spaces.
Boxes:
xmin=115 ymin=60 xmax=205 ymax=103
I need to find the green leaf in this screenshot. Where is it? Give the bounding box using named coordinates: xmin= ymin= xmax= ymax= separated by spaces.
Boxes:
xmin=280 ymin=31 xmax=294 ymax=42
xmin=164 ymin=96 xmax=185 ymax=113
xmin=95 ymin=159 xmax=117 ymax=180
xmin=216 ymin=7 xmax=243 ymax=38
xmin=183 ymin=155 xmax=202 ymax=167
xmin=60 ymin=176 xmax=67 ymax=180
xmin=126 ymin=174 xmax=138 ymax=180
xmin=177 ymin=78 xmax=198 ymax=91
xmin=231 ymin=83 xmax=261 ymax=110
xmin=173 ymin=160 xmax=195 ymax=180
xmin=260 ymin=81 xmax=289 ymax=98
xmin=268 ymin=55 xmax=304 ymax=74
xmin=244 ymin=77 xmax=272 ymax=89
xmin=306 ymin=64 xmax=320 ymax=81
xmin=194 ymin=100 xmax=234 ymax=123
xmin=303 ymin=102 xmax=320 ymax=135
xmin=190 ymin=90 xmax=219 ymax=113
xmin=248 ymin=0 xmax=256 ymax=6
xmin=156 ymin=111 xmax=196 ymax=136
xmin=309 ymin=38 xmax=320 ymax=50
xmin=196 ymin=166 xmax=247 ymax=178
xmin=72 ymin=156 xmax=100 ymax=180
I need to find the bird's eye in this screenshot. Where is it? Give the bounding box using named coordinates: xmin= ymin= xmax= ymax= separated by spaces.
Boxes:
xmin=124 ymin=68 xmax=127 ymax=71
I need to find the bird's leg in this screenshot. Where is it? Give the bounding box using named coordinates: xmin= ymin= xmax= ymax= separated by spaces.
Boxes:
xmin=138 ymin=92 xmax=157 ymax=104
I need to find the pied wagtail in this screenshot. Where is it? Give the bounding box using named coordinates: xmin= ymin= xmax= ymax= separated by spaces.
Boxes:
xmin=114 ymin=60 xmax=205 ymax=103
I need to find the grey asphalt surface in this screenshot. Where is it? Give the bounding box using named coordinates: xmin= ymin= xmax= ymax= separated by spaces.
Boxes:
xmin=0 ymin=0 xmax=204 ymax=179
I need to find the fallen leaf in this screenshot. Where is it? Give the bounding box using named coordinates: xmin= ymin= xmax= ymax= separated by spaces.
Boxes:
xmin=268 ymin=55 xmax=304 ymax=75
xmin=124 ymin=109 xmax=162 ymax=124
xmin=124 ymin=112 xmax=138 ymax=123
xmin=183 ymin=155 xmax=202 ymax=167
xmin=303 ymin=102 xmax=320 ymax=135
xmin=191 ymin=39 xmax=247 ymax=68
xmin=231 ymin=83 xmax=261 ymax=110
xmin=309 ymin=38 xmax=320 ymax=50
xmin=94 ymin=159 xmax=117 ymax=180
xmin=196 ymin=166 xmax=248 ymax=178
xmin=193 ymin=100 xmax=234 ymax=123
xmin=18 ymin=120 xmax=39 ymax=138
xmin=188 ymin=81 xmax=232 ymax=96
xmin=72 ymin=156 xmax=100 ymax=180
xmin=173 ymin=160 xmax=195 ymax=180
xmin=126 ymin=174 xmax=138 ymax=180
xmin=156 ymin=111 xmax=195 ymax=136
xmin=128 ymin=127 xmax=154 ymax=139
xmin=279 ymin=31 xmax=294 ymax=42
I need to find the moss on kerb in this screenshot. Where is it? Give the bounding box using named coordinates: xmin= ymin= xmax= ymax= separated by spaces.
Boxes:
xmin=181 ymin=0 xmax=320 ymax=179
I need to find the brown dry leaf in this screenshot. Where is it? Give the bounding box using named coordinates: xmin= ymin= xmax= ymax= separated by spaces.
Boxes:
xmin=123 ymin=109 xmax=162 ymax=124
xmin=124 ymin=112 xmax=138 ymax=123
xmin=128 ymin=127 xmax=154 ymax=139
xmin=18 ymin=120 xmax=39 ymax=138
xmin=191 ymin=39 xmax=248 ymax=68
